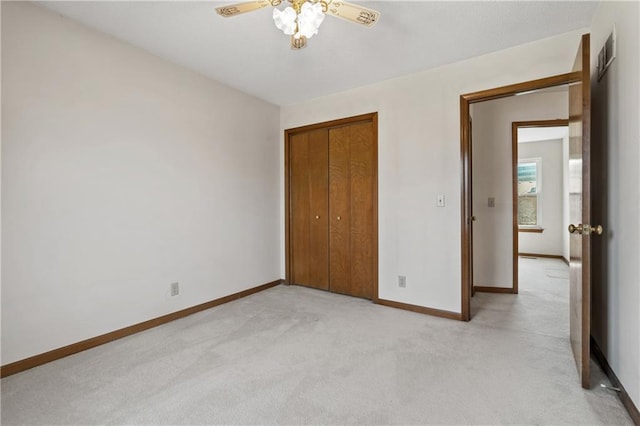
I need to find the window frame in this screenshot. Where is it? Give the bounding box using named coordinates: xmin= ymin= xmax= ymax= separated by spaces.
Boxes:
xmin=517 ymin=157 xmax=542 ymax=229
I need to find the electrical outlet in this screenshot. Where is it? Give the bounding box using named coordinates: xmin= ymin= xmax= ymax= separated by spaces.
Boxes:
xmin=398 ymin=275 xmax=406 ymax=288
xmin=170 ymin=282 xmax=180 ymax=296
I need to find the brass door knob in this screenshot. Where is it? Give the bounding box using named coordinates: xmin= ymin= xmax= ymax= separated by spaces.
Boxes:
xmin=315 ymin=215 xmax=320 ymax=220
xmin=337 ymin=216 xmax=341 ymax=221
xmin=569 ymin=224 xmax=603 ymax=235
xmin=568 ymin=224 xmax=581 ymax=234
xmin=587 ymin=224 xmax=604 ymax=235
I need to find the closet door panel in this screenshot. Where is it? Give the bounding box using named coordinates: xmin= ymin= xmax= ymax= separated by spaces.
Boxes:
xmin=290 ymin=133 xmax=310 ymax=285
xmin=308 ymin=129 xmax=329 ymax=290
xmin=349 ymin=122 xmax=374 ymax=299
xmin=328 ymin=126 xmax=351 ymax=295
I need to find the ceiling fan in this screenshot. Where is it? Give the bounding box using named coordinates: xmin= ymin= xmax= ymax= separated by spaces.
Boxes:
xmin=215 ymin=0 xmax=380 ymax=50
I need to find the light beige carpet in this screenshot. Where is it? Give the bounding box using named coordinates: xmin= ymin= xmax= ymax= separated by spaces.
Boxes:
xmin=0 ymin=258 xmax=631 ymax=424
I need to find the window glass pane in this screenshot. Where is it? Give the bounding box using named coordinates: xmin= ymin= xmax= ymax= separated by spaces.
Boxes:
xmin=518 ymin=195 xmax=537 ymax=225
xmin=517 ymin=162 xmax=537 ymax=195
xmin=517 ymin=160 xmax=539 ymax=226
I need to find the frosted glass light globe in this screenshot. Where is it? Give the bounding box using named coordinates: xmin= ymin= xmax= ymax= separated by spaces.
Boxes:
xmin=297 ymin=2 xmax=325 ymax=39
xmin=273 ymin=6 xmax=297 ymax=35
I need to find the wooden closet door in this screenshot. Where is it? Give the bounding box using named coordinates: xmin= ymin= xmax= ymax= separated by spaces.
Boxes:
xmin=290 ymin=129 xmax=329 ymax=290
xmin=329 ymin=121 xmax=374 ymax=299
xmin=329 ymin=126 xmax=351 ymax=295
xmin=349 ymin=122 xmax=375 ymax=298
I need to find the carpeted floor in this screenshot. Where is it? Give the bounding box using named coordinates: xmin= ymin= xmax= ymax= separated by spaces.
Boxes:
xmin=0 ymin=258 xmax=632 ymax=424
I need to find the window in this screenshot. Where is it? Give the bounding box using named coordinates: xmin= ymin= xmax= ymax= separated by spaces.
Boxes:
xmin=517 ymin=158 xmax=541 ymax=227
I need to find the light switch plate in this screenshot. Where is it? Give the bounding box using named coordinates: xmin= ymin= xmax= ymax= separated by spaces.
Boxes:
xmin=437 ymin=194 xmax=445 ymax=207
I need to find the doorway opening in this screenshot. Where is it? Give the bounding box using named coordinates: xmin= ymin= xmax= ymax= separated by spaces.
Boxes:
xmin=468 ymin=93 xmax=570 ymax=298
xmin=460 ymin=32 xmax=593 ymax=389
xmin=459 ymin=73 xmax=579 ymax=321
xmin=514 ymin=120 xmax=570 ymax=294
xmin=469 ymin=114 xmax=570 ymax=327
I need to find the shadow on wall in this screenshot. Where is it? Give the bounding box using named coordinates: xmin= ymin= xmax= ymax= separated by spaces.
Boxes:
xmin=590 ymin=56 xmax=614 ymax=356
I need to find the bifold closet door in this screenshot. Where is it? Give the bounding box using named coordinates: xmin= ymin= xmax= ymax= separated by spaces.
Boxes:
xmin=329 ymin=121 xmax=374 ymax=299
xmin=290 ymin=129 xmax=329 ymax=290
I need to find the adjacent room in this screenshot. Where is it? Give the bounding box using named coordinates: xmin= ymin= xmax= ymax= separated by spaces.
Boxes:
xmin=2 ymin=1 xmax=639 ymax=424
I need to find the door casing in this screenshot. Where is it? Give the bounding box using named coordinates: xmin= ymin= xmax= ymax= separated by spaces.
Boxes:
xmin=459 ymin=73 xmax=580 ymax=321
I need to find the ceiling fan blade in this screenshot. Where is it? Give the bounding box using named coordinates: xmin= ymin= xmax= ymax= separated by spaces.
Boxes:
xmin=215 ymin=0 xmax=271 ymax=17
xmin=325 ymin=1 xmax=380 ymax=27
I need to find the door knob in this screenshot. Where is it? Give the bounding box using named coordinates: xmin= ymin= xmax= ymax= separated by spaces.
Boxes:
xmin=337 ymin=216 xmax=341 ymax=221
xmin=569 ymin=224 xmax=603 ymax=235
xmin=586 ymin=224 xmax=604 ymax=235
xmin=315 ymin=215 xmax=320 ymax=220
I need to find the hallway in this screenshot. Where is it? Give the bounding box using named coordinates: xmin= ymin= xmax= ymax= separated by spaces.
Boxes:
xmin=472 ymin=257 xmax=569 ymax=338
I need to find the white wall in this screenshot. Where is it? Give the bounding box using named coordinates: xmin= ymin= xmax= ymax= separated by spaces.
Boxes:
xmin=1 ymin=2 xmax=281 ymax=365
xmin=470 ymin=91 xmax=567 ymax=288
xmin=518 ymin=138 xmax=564 ymax=256
xmin=281 ymin=30 xmax=586 ymax=311
xmin=590 ymin=0 xmax=640 ymax=410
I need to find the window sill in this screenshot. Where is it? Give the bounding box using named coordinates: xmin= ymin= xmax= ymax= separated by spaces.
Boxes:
xmin=518 ymin=227 xmax=544 ymax=233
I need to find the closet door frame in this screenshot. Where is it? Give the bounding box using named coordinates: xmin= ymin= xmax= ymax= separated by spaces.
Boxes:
xmin=284 ymin=112 xmax=379 ymax=301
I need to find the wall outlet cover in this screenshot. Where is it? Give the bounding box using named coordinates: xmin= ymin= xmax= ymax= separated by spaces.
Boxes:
xmin=170 ymin=282 xmax=180 ymax=296
xmin=398 ymin=275 xmax=406 ymax=288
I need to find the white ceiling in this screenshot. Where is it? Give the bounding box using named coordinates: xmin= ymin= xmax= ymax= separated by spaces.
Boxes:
xmin=37 ymin=1 xmax=599 ymax=106
xmin=518 ymin=126 xmax=568 ymax=143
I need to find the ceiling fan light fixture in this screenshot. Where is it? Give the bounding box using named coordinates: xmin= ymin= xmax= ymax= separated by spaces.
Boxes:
xmin=273 ymin=6 xmax=297 ymax=35
xmin=217 ymin=0 xmax=380 ymax=50
xmin=273 ymin=1 xmax=325 ymax=40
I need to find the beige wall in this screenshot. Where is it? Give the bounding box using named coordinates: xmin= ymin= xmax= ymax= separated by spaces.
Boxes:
xmin=590 ymin=0 xmax=640 ymax=410
xmin=1 ymin=2 xmax=281 ymax=364
xmin=470 ymin=91 xmax=567 ymax=288
xmin=281 ymin=30 xmax=585 ymax=311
